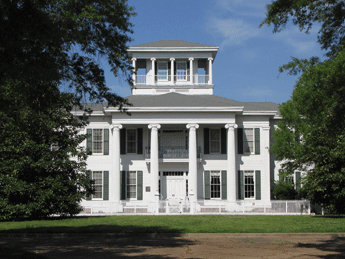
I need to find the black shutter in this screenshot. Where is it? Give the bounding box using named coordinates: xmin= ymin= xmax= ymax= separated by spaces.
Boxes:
xmin=137 ymin=171 xmax=143 ymax=200
xmin=103 ymin=129 xmax=109 ymax=155
xmin=221 ymin=128 xmax=227 ymax=154
xmin=221 ymin=170 xmax=227 ymax=200
xmin=103 ymin=171 xmax=109 ymax=200
xmin=296 ymin=171 xmax=301 ymax=190
xmin=204 ymin=128 xmax=209 ymax=154
xmin=204 ymin=171 xmax=210 ymax=199
xmin=137 ymin=128 xmax=143 ymax=154
xmin=120 ymin=171 xmax=126 ymax=200
xmin=255 ymin=128 xmax=260 ymax=155
xmin=238 ymin=170 xmax=244 ymax=200
xmin=86 ymin=129 xmax=92 ymax=155
xmin=86 ymin=171 xmax=92 ymax=200
xmin=237 ymin=128 xmax=243 ymax=154
xmin=255 ymin=170 xmax=261 ymax=200
xmin=120 ymin=128 xmax=126 ymax=154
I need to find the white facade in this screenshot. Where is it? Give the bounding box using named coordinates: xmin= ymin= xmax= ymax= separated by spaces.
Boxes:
xmin=76 ymin=41 xmax=308 ymax=215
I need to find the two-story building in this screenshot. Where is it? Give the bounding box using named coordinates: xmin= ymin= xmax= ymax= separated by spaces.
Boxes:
xmin=77 ymin=40 xmax=307 ymax=215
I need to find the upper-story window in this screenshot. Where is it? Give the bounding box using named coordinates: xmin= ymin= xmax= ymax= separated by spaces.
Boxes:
xmin=176 ymin=61 xmax=187 ymax=81
xmin=210 ymin=129 xmax=221 ymax=154
xmin=157 ymin=62 xmax=168 ymax=81
xmin=237 ymin=128 xmax=260 ymax=155
xmin=86 ymin=128 xmax=109 ymax=155
xmin=244 ymin=129 xmax=254 ymax=154
xmin=127 ymin=129 xmax=137 ymax=154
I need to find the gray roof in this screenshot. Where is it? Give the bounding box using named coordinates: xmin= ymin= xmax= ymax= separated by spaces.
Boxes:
xmin=76 ymin=93 xmax=279 ymax=115
xmin=129 ymin=40 xmax=217 ymax=48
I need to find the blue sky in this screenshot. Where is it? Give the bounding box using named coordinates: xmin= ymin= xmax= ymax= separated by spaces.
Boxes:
xmin=105 ymin=0 xmax=326 ymax=104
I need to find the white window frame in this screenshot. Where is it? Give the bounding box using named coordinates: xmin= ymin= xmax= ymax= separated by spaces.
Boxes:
xmin=210 ymin=170 xmax=221 ymax=199
xmin=244 ymin=170 xmax=255 ymax=199
xmin=126 ymin=129 xmax=137 ymax=154
xmin=157 ymin=61 xmax=168 ymax=81
xmin=92 ymin=129 xmax=103 ymax=154
xmin=243 ymin=128 xmax=255 ymax=154
xmin=176 ymin=61 xmax=187 ymax=81
xmin=126 ymin=171 xmax=137 ymax=199
xmin=209 ymin=128 xmax=221 ymax=154
xmin=92 ymin=171 xmax=103 ymax=200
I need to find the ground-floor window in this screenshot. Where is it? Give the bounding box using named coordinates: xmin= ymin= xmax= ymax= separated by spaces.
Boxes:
xmin=121 ymin=171 xmax=143 ymax=200
xmin=211 ymin=171 xmax=221 ymax=198
xmin=127 ymin=171 xmax=137 ymax=198
xmin=244 ymin=171 xmax=255 ymax=199
xmin=92 ymin=171 xmax=103 ymax=199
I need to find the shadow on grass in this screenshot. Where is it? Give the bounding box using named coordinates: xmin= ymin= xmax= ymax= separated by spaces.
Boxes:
xmin=0 ymin=225 xmax=194 ymax=259
xmin=295 ymin=234 xmax=345 ymax=259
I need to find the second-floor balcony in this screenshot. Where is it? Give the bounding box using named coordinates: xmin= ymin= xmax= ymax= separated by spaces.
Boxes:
xmin=134 ymin=75 xmax=210 ymax=86
xmin=145 ymin=146 xmax=202 ymax=159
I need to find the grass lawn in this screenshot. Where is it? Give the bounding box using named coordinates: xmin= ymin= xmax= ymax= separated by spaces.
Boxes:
xmin=1 ymin=215 xmax=345 ymax=233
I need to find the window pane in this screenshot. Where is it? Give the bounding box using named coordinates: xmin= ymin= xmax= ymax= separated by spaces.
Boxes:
xmin=244 ymin=171 xmax=254 ymax=199
xmin=127 ymin=171 xmax=137 ymax=198
xmin=244 ymin=129 xmax=254 ymax=153
xmin=158 ymin=62 xmax=168 ymax=80
xmin=127 ymin=129 xmax=137 ymax=153
xmin=92 ymin=171 xmax=103 ymax=199
xmin=210 ymin=129 xmax=220 ymax=153
xmin=177 ymin=62 xmax=186 ymax=80
xmin=211 ymin=171 xmax=221 ymax=198
xmin=92 ymin=129 xmax=103 ymax=153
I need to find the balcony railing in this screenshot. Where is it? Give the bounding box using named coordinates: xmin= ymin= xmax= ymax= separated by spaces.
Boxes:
xmin=145 ymin=146 xmax=201 ymax=159
xmin=133 ymin=75 xmax=209 ymax=85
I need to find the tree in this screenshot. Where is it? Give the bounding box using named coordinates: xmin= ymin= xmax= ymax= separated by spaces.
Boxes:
xmin=0 ymin=0 xmax=135 ymax=219
xmin=261 ymin=1 xmax=345 ymax=212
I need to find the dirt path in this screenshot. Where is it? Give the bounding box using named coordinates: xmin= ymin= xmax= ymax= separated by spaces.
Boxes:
xmin=1 ymin=233 xmax=345 ymax=258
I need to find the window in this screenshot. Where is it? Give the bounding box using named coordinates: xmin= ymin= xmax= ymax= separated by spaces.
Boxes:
xmin=211 ymin=171 xmax=221 ymax=198
xmin=244 ymin=129 xmax=254 ymax=153
xmin=176 ymin=62 xmax=187 ymax=81
xmin=127 ymin=171 xmax=137 ymax=199
xmin=92 ymin=171 xmax=103 ymax=199
xmin=238 ymin=128 xmax=260 ymax=155
xmin=86 ymin=128 xmax=109 ymax=155
xmin=210 ymin=129 xmax=221 ymax=153
xmin=92 ymin=129 xmax=103 ymax=153
xmin=244 ymin=171 xmax=255 ymax=199
xmin=157 ymin=62 xmax=168 ymax=81
xmin=127 ymin=129 xmax=137 ymax=154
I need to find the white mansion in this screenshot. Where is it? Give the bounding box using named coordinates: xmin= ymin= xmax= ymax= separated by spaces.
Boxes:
xmin=77 ymin=40 xmax=309 ymax=215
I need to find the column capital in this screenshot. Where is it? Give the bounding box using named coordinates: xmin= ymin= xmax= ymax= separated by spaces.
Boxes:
xmin=150 ymin=57 xmax=156 ymax=61
xmin=186 ymin=123 xmax=199 ymax=130
xmin=131 ymin=57 xmax=137 ymax=61
xmin=225 ymin=124 xmax=238 ymax=130
xmin=148 ymin=123 xmax=161 ymax=130
xmin=189 ymin=57 xmax=194 ymax=61
xmin=170 ymin=57 xmax=175 ymax=61
xmin=112 ymin=124 xmax=123 ymax=130
xmin=208 ymin=57 xmax=213 ymax=61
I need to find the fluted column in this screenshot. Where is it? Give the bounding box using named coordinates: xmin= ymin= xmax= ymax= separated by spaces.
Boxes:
xmin=148 ymin=124 xmax=161 ymax=202
xmin=170 ymin=58 xmax=175 ymax=84
xmin=189 ymin=58 xmax=194 ymax=84
xmin=187 ymin=123 xmax=199 ymax=211
xmin=111 ymin=124 xmax=122 ymax=203
xmin=132 ymin=58 xmax=136 ymax=85
xmin=225 ymin=124 xmax=238 ymax=202
xmin=208 ymin=57 xmax=213 ymax=85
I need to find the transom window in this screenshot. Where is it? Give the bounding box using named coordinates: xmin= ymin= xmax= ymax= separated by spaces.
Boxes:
xmin=176 ymin=61 xmax=187 ymax=81
xmin=92 ymin=171 xmax=103 ymax=199
xmin=210 ymin=129 xmax=221 ymax=153
xmin=244 ymin=171 xmax=255 ymax=199
xmin=157 ymin=62 xmax=168 ymax=81
xmin=244 ymin=129 xmax=254 ymax=154
xmin=127 ymin=129 xmax=137 ymax=154
xmin=127 ymin=171 xmax=137 ymax=198
xmin=92 ymin=129 xmax=103 ymax=153
xmin=211 ymin=171 xmax=221 ymax=198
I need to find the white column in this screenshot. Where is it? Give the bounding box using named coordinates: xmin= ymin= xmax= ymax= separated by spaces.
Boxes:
xmin=187 ymin=123 xmax=199 ymax=212
xmin=208 ymin=57 xmax=213 ymax=85
xmin=189 ymin=57 xmax=194 ymax=84
xmin=148 ymin=124 xmax=161 ymax=202
xmin=262 ymin=126 xmax=271 ymax=202
xmin=225 ymin=124 xmax=238 ymax=202
xmin=111 ymin=124 xmax=122 ymax=204
xmin=170 ymin=58 xmax=175 ymax=84
xmin=132 ymin=58 xmax=136 ymax=85
xmin=151 ymin=58 xmax=156 ymax=84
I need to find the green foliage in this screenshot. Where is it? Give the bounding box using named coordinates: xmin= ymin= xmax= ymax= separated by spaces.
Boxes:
xmin=0 ymin=1 xmax=135 ymax=220
xmin=263 ymin=1 xmax=345 ymax=213
xmin=272 ymin=180 xmax=298 ymax=200
xmin=260 ymin=0 xmax=345 ymax=56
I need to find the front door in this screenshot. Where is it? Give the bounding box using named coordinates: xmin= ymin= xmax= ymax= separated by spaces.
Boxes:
xmin=160 ymin=171 xmax=187 ymax=200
